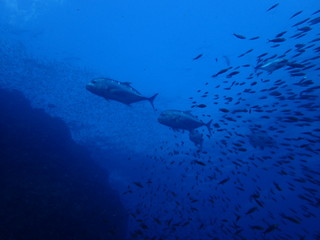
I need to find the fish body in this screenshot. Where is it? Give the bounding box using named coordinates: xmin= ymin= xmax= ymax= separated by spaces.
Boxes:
xmin=267 ymin=3 xmax=279 ymax=12
xmin=264 ymin=224 xmax=278 ymax=234
xmin=276 ymin=31 xmax=287 ymax=37
xmin=290 ymin=10 xmax=303 ymax=19
xmin=309 ymin=16 xmax=320 ymax=25
xmin=227 ymin=71 xmax=240 ymax=77
xmin=86 ymin=78 xmax=158 ymax=109
xmin=268 ymin=38 xmax=286 ymax=42
xmin=218 ymin=177 xmax=230 ymax=185
xmin=293 ymin=18 xmax=310 ymax=27
xmin=233 ymin=33 xmax=246 ymax=39
xmin=298 ymin=26 xmax=312 ymax=32
xmin=256 ymin=58 xmax=288 ymax=73
xmin=158 ymin=110 xmax=212 ymax=134
xmin=212 ymin=67 xmax=232 ymax=77
xmin=193 ymin=54 xmax=203 ymax=60
xmin=246 ymin=207 xmax=258 ymax=215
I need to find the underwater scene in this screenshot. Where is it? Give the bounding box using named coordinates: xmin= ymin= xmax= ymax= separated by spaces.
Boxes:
xmin=0 ymin=0 xmax=320 ymax=239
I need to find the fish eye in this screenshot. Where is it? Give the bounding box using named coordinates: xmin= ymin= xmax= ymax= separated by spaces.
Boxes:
xmin=92 ymin=79 xmax=97 ymax=84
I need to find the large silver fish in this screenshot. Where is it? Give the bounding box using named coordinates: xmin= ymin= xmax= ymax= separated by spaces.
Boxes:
xmin=256 ymin=58 xmax=288 ymax=73
xmin=86 ymin=78 xmax=158 ymax=109
xmin=158 ymin=110 xmax=212 ymax=134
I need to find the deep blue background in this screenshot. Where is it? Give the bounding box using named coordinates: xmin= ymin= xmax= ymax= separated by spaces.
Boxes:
xmin=1 ymin=0 xmax=320 ymax=239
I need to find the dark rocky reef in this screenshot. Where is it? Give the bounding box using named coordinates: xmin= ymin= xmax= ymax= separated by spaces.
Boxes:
xmin=0 ymin=88 xmax=127 ymax=240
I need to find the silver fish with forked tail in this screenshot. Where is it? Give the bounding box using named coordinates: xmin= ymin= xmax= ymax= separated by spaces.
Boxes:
xmin=255 ymin=58 xmax=288 ymax=74
xmin=158 ymin=110 xmax=212 ymax=134
xmin=86 ymin=78 xmax=158 ymax=109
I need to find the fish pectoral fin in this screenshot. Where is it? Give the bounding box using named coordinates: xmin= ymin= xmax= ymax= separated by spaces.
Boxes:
xmin=108 ymin=86 xmax=116 ymax=91
xmin=173 ymin=116 xmax=182 ymax=122
xmin=109 ymin=88 xmax=122 ymax=93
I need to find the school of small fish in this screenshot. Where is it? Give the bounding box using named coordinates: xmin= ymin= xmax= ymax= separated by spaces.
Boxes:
xmin=88 ymin=4 xmax=320 ymax=240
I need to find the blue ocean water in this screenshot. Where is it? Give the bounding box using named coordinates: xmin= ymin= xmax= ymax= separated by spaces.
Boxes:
xmin=0 ymin=0 xmax=320 ymax=239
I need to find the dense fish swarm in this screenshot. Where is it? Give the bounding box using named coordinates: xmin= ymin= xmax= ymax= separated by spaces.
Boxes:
xmin=122 ymin=5 xmax=320 ymax=240
xmin=0 ymin=2 xmax=320 ymax=240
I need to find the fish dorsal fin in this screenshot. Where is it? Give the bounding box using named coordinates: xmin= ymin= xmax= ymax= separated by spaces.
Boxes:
xmin=122 ymin=82 xmax=132 ymax=86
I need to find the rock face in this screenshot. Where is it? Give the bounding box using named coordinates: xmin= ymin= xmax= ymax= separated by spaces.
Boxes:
xmin=0 ymin=88 xmax=127 ymax=240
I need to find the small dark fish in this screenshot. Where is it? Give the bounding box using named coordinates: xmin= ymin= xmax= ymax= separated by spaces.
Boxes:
xmin=212 ymin=67 xmax=232 ymax=77
xmin=276 ymin=31 xmax=287 ymax=37
xmin=219 ymin=108 xmax=230 ymax=113
xmin=153 ymin=218 xmax=161 ymax=225
xmin=267 ymin=3 xmax=279 ymax=12
xmin=292 ymin=18 xmax=310 ymax=27
xmin=273 ymin=182 xmax=282 ymax=191
xmin=246 ymin=207 xmax=258 ymax=215
xmin=254 ymin=198 xmax=264 ymax=207
xmin=245 ymin=49 xmax=253 ymax=54
xmin=133 ymin=182 xmax=144 ymax=188
xmin=258 ymin=53 xmax=268 ymax=58
xmin=199 ymin=223 xmax=205 ymax=229
xmin=284 ymin=49 xmax=292 ymax=54
xmin=298 ymin=26 xmax=312 ymax=32
xmin=269 ymin=91 xmax=282 ymax=96
xmin=194 ymin=104 xmax=207 ymax=108
xmin=291 ymin=73 xmax=306 ymax=77
xmin=269 ymin=38 xmax=286 ymax=42
xmin=290 ymin=32 xmax=304 ymax=38
xmin=213 ymin=123 xmax=220 ymax=128
xmin=264 ymin=224 xmax=278 ymax=234
xmin=193 ymin=160 xmax=206 ymax=166
xmin=249 ymin=36 xmax=260 ymax=40
xmin=310 ymin=37 xmax=320 ymax=42
xmin=218 ymin=177 xmax=230 ymax=185
xmin=280 ymin=213 xmax=301 ymax=224
xmin=312 ymin=10 xmax=320 ymax=15
xmin=233 ymin=33 xmax=246 ymax=39
xmin=250 ymin=225 xmax=264 ymax=230
xmin=193 ymin=54 xmax=203 ymax=60
xmin=309 ymin=16 xmax=320 ymax=25
xmin=290 ymin=10 xmax=303 ymax=19
xmin=140 ymin=223 xmax=148 ymax=229
xmin=226 ymin=71 xmax=240 ymax=78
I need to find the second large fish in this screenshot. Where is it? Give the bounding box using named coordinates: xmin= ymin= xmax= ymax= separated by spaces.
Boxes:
xmin=158 ymin=110 xmax=212 ymax=134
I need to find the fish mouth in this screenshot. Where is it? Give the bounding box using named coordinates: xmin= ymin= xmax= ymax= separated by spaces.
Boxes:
xmin=157 ymin=115 xmax=167 ymax=124
xmin=157 ymin=116 xmax=164 ymax=123
xmin=86 ymin=83 xmax=93 ymax=91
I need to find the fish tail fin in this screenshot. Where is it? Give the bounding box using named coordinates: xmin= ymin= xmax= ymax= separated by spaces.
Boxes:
xmin=148 ymin=93 xmax=159 ymax=110
xmin=205 ymin=119 xmax=213 ymax=135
